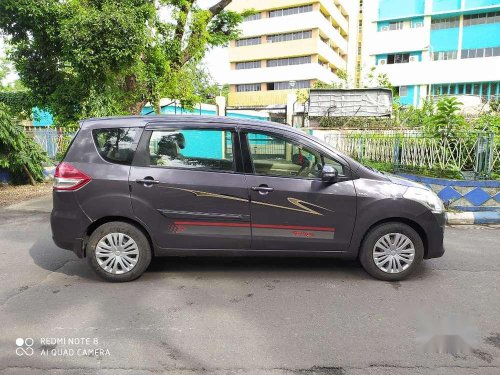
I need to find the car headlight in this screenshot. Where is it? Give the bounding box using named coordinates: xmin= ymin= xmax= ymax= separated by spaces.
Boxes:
xmin=403 ymin=187 xmax=444 ymax=214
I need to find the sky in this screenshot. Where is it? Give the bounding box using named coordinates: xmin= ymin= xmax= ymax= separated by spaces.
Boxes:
xmin=0 ymin=0 xmax=232 ymax=85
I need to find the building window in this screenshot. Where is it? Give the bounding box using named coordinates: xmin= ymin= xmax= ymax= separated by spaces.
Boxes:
xmin=429 ymin=81 xmax=500 ymax=101
xmin=267 ymin=56 xmax=311 ymax=68
xmin=389 ymin=21 xmax=403 ymax=30
xmin=236 ymin=61 xmax=261 ymax=70
xmin=463 ymin=11 xmax=500 ymax=27
xmin=236 ymin=37 xmax=261 ymax=47
xmin=461 ymin=47 xmax=500 ymax=59
xmin=267 ymin=80 xmax=310 ymax=90
xmin=236 ymin=84 xmax=261 ymax=92
xmin=431 ymin=50 xmax=458 ymax=61
xmin=431 ymin=16 xmax=460 ymax=30
xmin=387 ymin=53 xmax=410 ymax=64
xmin=244 ymin=13 xmax=262 ymax=22
xmin=267 ymin=30 xmax=312 ymax=43
xmin=268 ymin=5 xmax=313 ymax=18
xmin=399 ymin=86 xmax=408 ymax=97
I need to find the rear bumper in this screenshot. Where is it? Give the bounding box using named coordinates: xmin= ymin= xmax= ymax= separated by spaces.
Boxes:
xmin=50 ymin=191 xmax=91 ymax=258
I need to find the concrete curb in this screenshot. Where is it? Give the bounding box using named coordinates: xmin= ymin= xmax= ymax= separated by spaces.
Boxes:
xmin=446 ymin=211 xmax=500 ymax=225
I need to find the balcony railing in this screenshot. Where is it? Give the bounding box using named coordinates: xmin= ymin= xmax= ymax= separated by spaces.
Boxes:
xmin=228 ymin=90 xmax=296 ymax=107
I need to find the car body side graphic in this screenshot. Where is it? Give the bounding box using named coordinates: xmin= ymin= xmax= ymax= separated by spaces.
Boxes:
xmin=161 ymin=186 xmax=333 ymax=216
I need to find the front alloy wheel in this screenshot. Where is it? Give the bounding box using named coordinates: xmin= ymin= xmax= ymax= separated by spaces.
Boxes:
xmin=372 ymin=233 xmax=416 ymax=274
xmin=359 ymin=222 xmax=424 ymax=281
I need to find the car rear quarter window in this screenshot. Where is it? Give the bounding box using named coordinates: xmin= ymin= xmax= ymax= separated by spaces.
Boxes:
xmin=93 ymin=128 xmax=141 ymax=165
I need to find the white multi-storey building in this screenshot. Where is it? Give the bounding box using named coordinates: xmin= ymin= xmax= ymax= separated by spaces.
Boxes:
xmin=360 ymin=0 xmax=500 ymax=106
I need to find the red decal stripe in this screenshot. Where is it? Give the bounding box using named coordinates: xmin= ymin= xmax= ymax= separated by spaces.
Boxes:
xmin=252 ymin=224 xmax=335 ymax=232
xmin=174 ymin=221 xmax=334 ymax=232
xmin=174 ymin=221 xmax=250 ymax=228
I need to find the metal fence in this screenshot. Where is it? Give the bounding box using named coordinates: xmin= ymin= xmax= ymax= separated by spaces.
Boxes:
xmin=23 ymin=126 xmax=500 ymax=179
xmin=323 ymin=130 xmax=499 ymax=179
xmin=24 ymin=127 xmax=77 ymax=159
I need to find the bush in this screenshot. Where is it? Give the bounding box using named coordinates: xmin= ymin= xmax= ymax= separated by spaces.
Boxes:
xmin=361 ymin=160 xmax=465 ymax=180
xmin=0 ymin=103 xmax=49 ymax=184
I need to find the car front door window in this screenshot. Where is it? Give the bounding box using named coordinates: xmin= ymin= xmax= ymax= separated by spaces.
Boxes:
xmin=246 ymin=131 xmax=344 ymax=179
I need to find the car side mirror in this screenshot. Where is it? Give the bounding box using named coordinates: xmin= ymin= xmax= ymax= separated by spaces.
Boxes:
xmin=321 ymin=165 xmax=338 ymax=183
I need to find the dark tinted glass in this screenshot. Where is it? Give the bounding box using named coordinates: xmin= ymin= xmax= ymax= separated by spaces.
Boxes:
xmin=93 ymin=128 xmax=141 ymax=165
xmin=148 ymin=129 xmax=235 ymax=172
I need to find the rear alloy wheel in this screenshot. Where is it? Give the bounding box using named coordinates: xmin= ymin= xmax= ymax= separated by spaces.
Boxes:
xmin=87 ymin=222 xmax=152 ymax=282
xmin=359 ymin=222 xmax=424 ymax=281
xmin=95 ymin=233 xmax=140 ymax=274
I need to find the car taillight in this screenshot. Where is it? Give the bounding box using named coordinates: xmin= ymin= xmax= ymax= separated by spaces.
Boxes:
xmin=53 ymin=162 xmax=92 ymax=191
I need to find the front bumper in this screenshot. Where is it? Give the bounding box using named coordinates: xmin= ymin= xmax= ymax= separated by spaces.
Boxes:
xmin=419 ymin=211 xmax=445 ymax=259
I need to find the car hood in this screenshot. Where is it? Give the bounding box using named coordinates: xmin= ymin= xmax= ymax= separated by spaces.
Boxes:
xmin=385 ymin=174 xmax=430 ymax=190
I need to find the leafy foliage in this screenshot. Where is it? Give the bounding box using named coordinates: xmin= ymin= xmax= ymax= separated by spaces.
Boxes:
xmin=0 ymin=0 xmax=244 ymax=124
xmin=0 ymin=103 xmax=49 ymax=184
xmin=0 ymin=91 xmax=34 ymax=118
xmin=426 ymin=97 xmax=466 ymax=138
xmin=362 ymin=160 xmax=464 ymax=180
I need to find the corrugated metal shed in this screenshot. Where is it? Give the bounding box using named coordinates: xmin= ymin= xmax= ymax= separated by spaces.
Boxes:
xmin=307 ymin=88 xmax=393 ymax=117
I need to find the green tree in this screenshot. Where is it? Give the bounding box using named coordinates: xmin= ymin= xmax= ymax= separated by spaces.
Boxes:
xmin=0 ymin=0 xmax=248 ymax=124
xmin=0 ymin=103 xmax=48 ymax=184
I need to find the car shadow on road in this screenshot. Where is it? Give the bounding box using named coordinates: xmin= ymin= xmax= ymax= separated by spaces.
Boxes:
xmin=29 ymin=233 xmax=433 ymax=282
xmin=29 ymin=233 xmax=100 ymax=281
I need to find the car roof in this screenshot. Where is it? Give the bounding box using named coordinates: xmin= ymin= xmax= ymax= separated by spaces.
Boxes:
xmin=81 ymin=115 xmax=303 ymax=134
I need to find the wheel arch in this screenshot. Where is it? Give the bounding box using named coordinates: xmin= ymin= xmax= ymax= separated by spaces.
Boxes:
xmin=85 ymin=216 xmax=156 ymax=258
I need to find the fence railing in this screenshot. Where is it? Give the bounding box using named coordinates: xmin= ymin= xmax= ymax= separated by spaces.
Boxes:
xmin=322 ymin=130 xmax=499 ymax=179
xmin=24 ymin=127 xmax=77 ymax=159
xmin=23 ymin=126 xmax=500 ymax=179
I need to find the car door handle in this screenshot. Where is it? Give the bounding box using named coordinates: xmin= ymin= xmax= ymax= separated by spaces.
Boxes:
xmin=251 ymin=185 xmax=274 ymax=194
xmin=135 ymin=178 xmax=159 ymax=186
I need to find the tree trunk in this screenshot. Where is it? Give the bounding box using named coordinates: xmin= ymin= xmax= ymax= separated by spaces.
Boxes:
xmin=209 ymin=0 xmax=233 ymax=15
xmin=129 ymin=99 xmax=148 ymax=115
xmin=23 ymin=164 xmax=36 ymax=186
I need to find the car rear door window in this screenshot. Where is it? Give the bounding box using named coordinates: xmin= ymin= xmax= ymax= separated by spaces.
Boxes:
xmin=147 ymin=129 xmax=235 ymax=172
xmin=93 ymin=128 xmax=141 ymax=165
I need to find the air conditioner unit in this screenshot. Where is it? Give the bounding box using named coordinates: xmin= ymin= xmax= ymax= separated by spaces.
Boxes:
xmin=409 ymin=56 xmax=418 ymax=62
xmin=414 ymin=22 xmax=423 ymax=28
xmin=381 ymin=26 xmax=389 ymax=31
xmin=379 ymin=59 xmax=387 ymax=65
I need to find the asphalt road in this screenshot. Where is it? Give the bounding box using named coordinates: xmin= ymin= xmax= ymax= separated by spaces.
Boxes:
xmin=0 ymin=195 xmax=499 ymax=375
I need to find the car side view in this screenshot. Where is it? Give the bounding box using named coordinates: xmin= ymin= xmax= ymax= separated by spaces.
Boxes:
xmin=51 ymin=115 xmax=445 ymax=282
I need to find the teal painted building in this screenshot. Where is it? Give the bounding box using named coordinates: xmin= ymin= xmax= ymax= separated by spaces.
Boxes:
xmin=30 ymin=103 xmax=268 ymax=127
xmin=370 ymin=0 xmax=500 ymax=107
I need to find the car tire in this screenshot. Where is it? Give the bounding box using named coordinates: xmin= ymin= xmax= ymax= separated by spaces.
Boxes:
xmin=86 ymin=222 xmax=152 ymax=282
xmin=359 ymin=222 xmax=424 ymax=281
